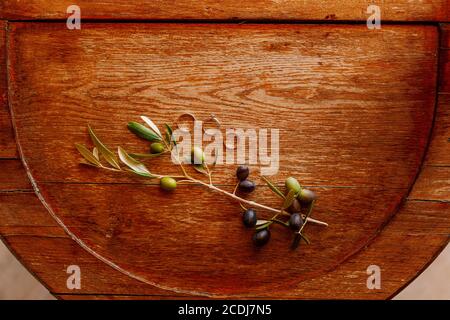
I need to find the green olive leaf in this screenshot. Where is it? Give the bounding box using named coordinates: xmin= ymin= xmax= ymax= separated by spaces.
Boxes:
xmin=141 ymin=116 xmax=163 ymax=139
xmin=128 ymin=122 xmax=161 ymax=141
xmin=300 ymin=233 xmax=311 ymax=244
xmin=124 ymin=169 xmax=154 ymax=178
xmin=118 ymin=146 xmax=154 ymax=177
xmin=261 ymin=176 xmax=285 ymax=199
xmin=88 ymin=126 xmax=121 ymax=170
xmin=256 ymin=221 xmax=272 ymax=230
xmin=282 ymin=189 xmax=296 ymax=209
xmin=75 ymin=143 xmax=102 ymax=167
xmin=92 ymin=147 xmax=99 ymax=160
xmin=164 ymin=123 xmax=177 ymax=146
xmin=256 ymin=220 xmax=269 ymax=226
xmin=193 ymin=163 xmax=208 ymax=175
xmin=129 ymin=152 xmax=164 ymax=159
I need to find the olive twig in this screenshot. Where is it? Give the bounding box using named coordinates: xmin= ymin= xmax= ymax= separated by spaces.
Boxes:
xmin=76 ymin=115 xmax=328 ymax=249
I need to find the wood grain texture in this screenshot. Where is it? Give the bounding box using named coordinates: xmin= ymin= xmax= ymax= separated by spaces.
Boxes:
xmin=4 ymin=22 xmax=447 ymax=299
xmin=0 ymin=164 xmax=173 ymax=296
xmin=36 ymin=183 xmax=403 ymax=296
xmin=0 ymin=159 xmax=31 ymax=191
xmin=0 ymin=20 xmax=17 ymax=158
xmin=410 ymin=24 xmax=450 ymax=201
xmin=439 ymin=25 xmax=450 ymax=93
xmin=8 ymin=23 xmax=437 ymax=189
xmin=2 ymin=192 xmax=449 ymax=299
xmin=53 ymin=200 xmax=449 ymax=299
xmin=0 ymin=0 xmax=448 ymax=21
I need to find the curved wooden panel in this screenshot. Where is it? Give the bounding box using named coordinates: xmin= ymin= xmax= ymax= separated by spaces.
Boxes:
xmin=6 ymin=23 xmax=440 ymax=297
xmin=0 ymin=0 xmax=448 ymax=22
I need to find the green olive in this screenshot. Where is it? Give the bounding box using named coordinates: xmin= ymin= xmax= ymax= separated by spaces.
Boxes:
xmin=191 ymin=146 xmax=205 ymax=164
xmin=160 ymin=177 xmax=177 ymax=192
xmin=150 ymin=142 xmax=165 ymax=154
xmin=285 ymin=177 xmax=301 ymax=194
xmin=299 ymin=189 xmax=317 ymax=205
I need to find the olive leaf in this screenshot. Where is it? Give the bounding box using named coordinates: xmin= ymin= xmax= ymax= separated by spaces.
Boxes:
xmin=256 ymin=221 xmax=272 ymax=230
xmin=141 ymin=116 xmax=163 ymax=139
xmin=88 ymin=126 xmax=121 ymax=170
xmin=261 ymin=176 xmax=285 ymax=199
xmin=117 ymin=146 xmax=154 ymax=177
xmin=256 ymin=219 xmax=269 ymax=226
xmin=164 ymin=123 xmax=176 ymax=146
xmin=300 ymin=233 xmax=310 ymax=244
xmin=92 ymin=147 xmax=99 ymax=160
xmin=128 ymin=122 xmax=161 ymax=141
xmin=282 ymin=189 xmax=297 ymax=209
xmin=75 ymin=143 xmax=102 ymax=167
xmin=193 ymin=163 xmax=208 ymax=175
xmin=129 ymin=152 xmax=165 ymax=159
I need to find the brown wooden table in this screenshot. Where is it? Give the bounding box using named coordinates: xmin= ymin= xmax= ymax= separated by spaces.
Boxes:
xmin=0 ymin=1 xmax=449 ymax=299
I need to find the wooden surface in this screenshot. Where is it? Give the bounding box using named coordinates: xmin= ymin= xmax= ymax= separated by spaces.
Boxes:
xmin=0 ymin=0 xmax=448 ymax=22
xmin=0 ymin=21 xmax=16 ymax=158
xmin=0 ymin=21 xmax=448 ymax=299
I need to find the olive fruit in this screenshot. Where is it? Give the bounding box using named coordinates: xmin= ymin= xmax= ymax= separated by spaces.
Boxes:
xmin=289 ymin=213 xmax=304 ymax=231
xmin=299 ymin=189 xmax=317 ymax=205
xmin=150 ymin=142 xmax=165 ymax=154
xmin=191 ymin=146 xmax=205 ymax=164
xmin=285 ymin=177 xmax=301 ymax=194
xmin=288 ymin=198 xmax=301 ymax=213
xmin=242 ymin=209 xmax=257 ymax=228
xmin=253 ymin=229 xmax=271 ymax=247
xmin=160 ymin=176 xmax=177 ymax=192
xmin=238 ymin=180 xmax=256 ymax=193
xmin=236 ymin=165 xmax=250 ymax=181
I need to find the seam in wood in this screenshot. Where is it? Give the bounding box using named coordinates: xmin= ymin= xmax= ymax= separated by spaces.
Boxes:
xmin=3 ymin=19 xmax=445 ymax=26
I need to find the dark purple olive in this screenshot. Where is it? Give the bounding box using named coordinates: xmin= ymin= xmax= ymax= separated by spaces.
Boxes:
xmin=289 ymin=213 xmax=304 ymax=231
xmin=236 ymin=165 xmax=250 ymax=181
xmin=288 ymin=198 xmax=301 ymax=213
xmin=242 ymin=209 xmax=257 ymax=228
xmin=238 ymin=180 xmax=256 ymax=193
xmin=253 ymin=229 xmax=271 ymax=247
xmin=299 ymin=189 xmax=317 ymax=205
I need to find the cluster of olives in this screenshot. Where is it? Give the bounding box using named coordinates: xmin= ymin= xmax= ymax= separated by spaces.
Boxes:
xmin=284 ymin=177 xmax=316 ymax=225
xmin=239 ymin=167 xmax=317 ymax=248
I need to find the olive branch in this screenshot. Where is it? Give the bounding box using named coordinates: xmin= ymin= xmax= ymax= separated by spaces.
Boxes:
xmin=76 ymin=115 xmax=328 ymax=249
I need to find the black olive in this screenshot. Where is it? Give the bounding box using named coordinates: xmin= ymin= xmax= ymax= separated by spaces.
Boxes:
xmin=236 ymin=165 xmax=250 ymax=181
xmin=253 ymin=229 xmax=271 ymax=247
xmin=299 ymin=189 xmax=317 ymax=205
xmin=289 ymin=213 xmax=304 ymax=231
xmin=238 ymin=180 xmax=255 ymax=193
xmin=242 ymin=209 xmax=257 ymax=228
xmin=288 ymin=198 xmax=301 ymax=213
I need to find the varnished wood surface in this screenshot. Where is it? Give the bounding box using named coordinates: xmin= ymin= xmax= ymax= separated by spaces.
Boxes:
xmin=8 ymin=23 xmax=437 ymax=188
xmin=2 ymin=22 xmax=448 ymax=299
xmin=0 ymin=21 xmax=16 ymax=158
xmin=0 ymin=0 xmax=448 ymax=22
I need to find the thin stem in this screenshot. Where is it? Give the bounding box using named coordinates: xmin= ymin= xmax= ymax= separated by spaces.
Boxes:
xmin=232 ymin=182 xmax=239 ymax=195
xmin=204 ymin=161 xmax=213 ymax=185
xmin=188 ymin=177 xmax=326 ymax=226
xmin=297 ymin=201 xmax=315 ymax=234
